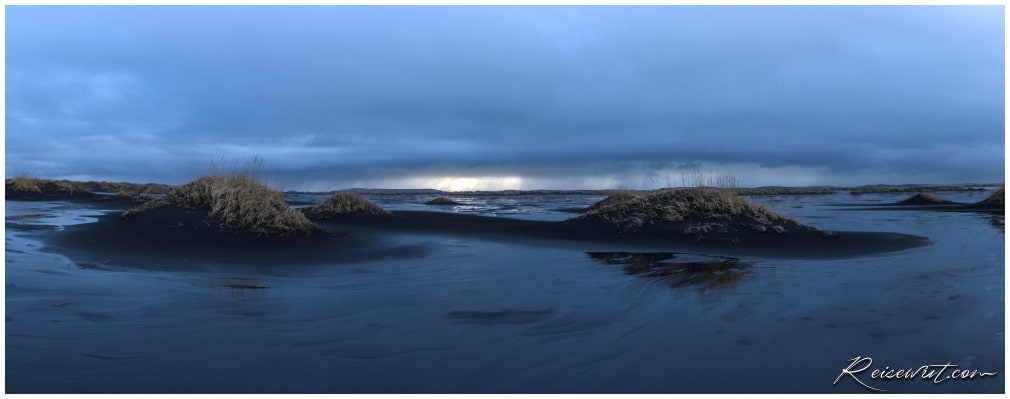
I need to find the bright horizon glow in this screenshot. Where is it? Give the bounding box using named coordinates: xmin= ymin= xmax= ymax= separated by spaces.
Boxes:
xmin=431 ymin=176 xmax=524 ymax=192
xmin=25 ymin=162 xmax=1004 ymax=193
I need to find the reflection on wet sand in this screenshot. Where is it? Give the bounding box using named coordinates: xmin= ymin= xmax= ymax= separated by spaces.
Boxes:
xmin=985 ymin=215 xmax=1004 ymax=232
xmin=205 ymin=277 xmax=271 ymax=295
xmin=445 ymin=308 xmax=555 ymax=325
xmin=586 ymin=252 xmax=752 ymax=290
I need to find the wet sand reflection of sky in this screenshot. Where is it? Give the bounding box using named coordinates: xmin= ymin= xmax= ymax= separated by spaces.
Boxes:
xmin=586 ymin=252 xmax=752 ymax=291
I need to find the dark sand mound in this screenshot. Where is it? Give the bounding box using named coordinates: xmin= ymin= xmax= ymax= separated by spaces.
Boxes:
xmin=575 ymin=188 xmax=813 ymax=237
xmin=302 ymin=192 xmax=392 ymax=219
xmin=36 ymin=178 xmax=427 ymax=270
xmin=43 ymin=205 xmax=427 ymax=271
xmin=844 ymin=188 xmax=1003 ymax=213
xmin=30 ymin=184 xmax=933 ymax=266
xmin=895 ymin=192 xmax=955 ymax=205
xmin=583 ymin=191 xmax=643 ymax=213
xmin=426 ymin=196 xmax=463 ymax=205
xmin=310 ymin=208 xmax=930 ymax=259
xmin=977 ymin=189 xmax=1004 ymax=208
xmin=849 ymin=184 xmax=994 ymax=194
xmin=123 ymin=175 xmax=316 ymax=237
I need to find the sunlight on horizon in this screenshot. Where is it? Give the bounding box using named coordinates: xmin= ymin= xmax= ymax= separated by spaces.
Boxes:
xmin=431 ymin=176 xmax=524 ymax=192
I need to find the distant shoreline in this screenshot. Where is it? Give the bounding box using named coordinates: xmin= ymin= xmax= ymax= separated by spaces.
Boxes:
xmin=5 ymin=176 xmax=999 ymax=269
xmin=4 ymin=176 xmax=1003 ymax=199
xmin=325 ymin=183 xmax=1002 ymax=196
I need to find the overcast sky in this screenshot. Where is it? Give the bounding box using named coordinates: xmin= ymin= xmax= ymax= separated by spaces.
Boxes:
xmin=5 ymin=6 xmax=1005 ymax=191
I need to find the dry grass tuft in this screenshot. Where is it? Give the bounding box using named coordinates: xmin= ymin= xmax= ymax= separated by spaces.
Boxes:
xmin=978 ymin=188 xmax=1004 ymax=207
xmin=114 ymin=190 xmax=155 ymax=202
xmin=302 ymin=192 xmax=392 ymax=219
xmin=6 ymin=175 xmax=43 ymax=194
xmin=123 ymin=175 xmax=316 ymax=236
xmin=577 ymin=188 xmax=810 ymax=233
xmin=585 ymin=190 xmax=643 ymax=213
xmin=6 ymin=176 xmax=174 ymax=198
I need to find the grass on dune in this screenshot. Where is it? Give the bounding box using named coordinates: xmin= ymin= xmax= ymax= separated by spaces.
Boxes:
xmin=6 ymin=175 xmax=44 ymax=194
xmin=5 ymin=175 xmax=85 ymax=196
xmin=6 ymin=174 xmax=174 ymax=197
xmin=112 ymin=190 xmax=155 ymax=202
xmin=301 ymin=192 xmax=392 ymax=219
xmin=978 ymin=188 xmax=1004 ymax=207
xmin=577 ymin=187 xmax=811 ymax=235
xmin=584 ymin=190 xmax=643 ymax=213
xmin=124 ymin=174 xmax=317 ymax=237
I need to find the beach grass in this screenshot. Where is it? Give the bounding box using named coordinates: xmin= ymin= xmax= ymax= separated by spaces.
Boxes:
xmin=978 ymin=188 xmax=1004 ymax=207
xmin=6 ymin=174 xmax=44 ymax=194
xmin=5 ymin=175 xmax=84 ymax=196
xmin=113 ymin=190 xmax=155 ymax=202
xmin=577 ymin=187 xmax=808 ymax=234
xmin=124 ymin=174 xmax=317 ymax=237
xmin=302 ymin=192 xmax=392 ymax=219
xmin=6 ymin=174 xmax=174 ymax=197
xmin=584 ymin=190 xmax=642 ymax=213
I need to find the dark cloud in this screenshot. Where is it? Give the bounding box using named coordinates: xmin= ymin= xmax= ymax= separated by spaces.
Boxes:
xmin=5 ymin=6 xmax=1004 ymax=190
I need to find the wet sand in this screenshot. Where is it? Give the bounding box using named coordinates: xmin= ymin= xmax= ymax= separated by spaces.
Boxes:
xmin=6 ymin=192 xmax=1003 ymax=394
xmin=319 ymin=211 xmax=931 ymax=258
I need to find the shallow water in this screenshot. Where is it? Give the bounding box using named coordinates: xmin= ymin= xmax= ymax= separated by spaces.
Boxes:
xmin=5 ymin=190 xmax=1004 ymax=393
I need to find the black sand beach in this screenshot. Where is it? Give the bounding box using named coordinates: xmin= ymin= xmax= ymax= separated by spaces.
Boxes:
xmin=6 ymin=5 xmax=1004 ymax=394
xmin=312 ymin=211 xmax=931 ymax=259
xmin=6 ymin=186 xmax=1004 ymax=394
xmin=40 ymin=196 xmax=933 ymax=274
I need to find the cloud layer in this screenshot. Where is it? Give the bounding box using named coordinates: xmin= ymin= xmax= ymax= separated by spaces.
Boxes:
xmin=6 ymin=6 xmax=1004 ymax=190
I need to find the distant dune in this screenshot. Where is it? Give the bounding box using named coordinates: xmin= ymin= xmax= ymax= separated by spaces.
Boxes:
xmin=301 ymin=192 xmax=392 ymax=219
xmin=7 ymin=176 xmax=1001 ymax=199
xmin=425 ymin=197 xmax=463 ymax=205
xmin=5 ymin=176 xmax=172 ymax=200
xmin=894 ymin=192 xmax=956 ymax=205
xmin=849 ymin=183 xmax=998 ymax=195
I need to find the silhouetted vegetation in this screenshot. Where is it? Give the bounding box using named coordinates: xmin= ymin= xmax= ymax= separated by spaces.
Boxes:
xmin=301 ymin=192 xmax=392 ymax=219
xmin=426 ymin=197 xmax=462 ymax=205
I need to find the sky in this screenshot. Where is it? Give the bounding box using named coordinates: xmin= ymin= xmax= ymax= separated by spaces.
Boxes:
xmin=4 ymin=6 xmax=1005 ymax=191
